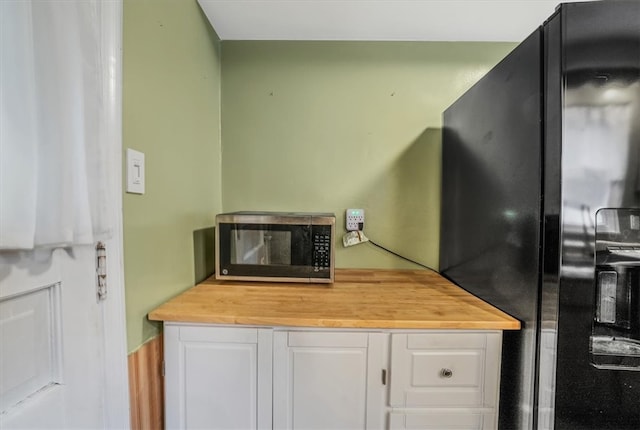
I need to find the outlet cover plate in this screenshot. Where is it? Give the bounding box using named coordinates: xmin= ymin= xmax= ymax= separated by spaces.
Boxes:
xmin=346 ymin=208 xmax=364 ymax=231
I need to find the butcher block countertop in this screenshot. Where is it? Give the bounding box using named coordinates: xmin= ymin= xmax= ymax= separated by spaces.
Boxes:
xmin=148 ymin=269 xmax=520 ymax=330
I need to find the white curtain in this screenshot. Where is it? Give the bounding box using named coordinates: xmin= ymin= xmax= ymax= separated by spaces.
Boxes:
xmin=0 ymin=0 xmax=112 ymax=250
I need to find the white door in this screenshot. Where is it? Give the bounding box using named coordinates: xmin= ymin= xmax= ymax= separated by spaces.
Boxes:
xmin=1 ymin=248 xmax=109 ymax=428
xmin=273 ymin=331 xmax=387 ymax=430
xmin=0 ymin=1 xmax=128 ymax=428
xmin=164 ymin=325 xmax=273 ymax=430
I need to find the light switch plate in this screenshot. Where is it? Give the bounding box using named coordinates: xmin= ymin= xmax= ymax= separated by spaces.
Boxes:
xmin=126 ymin=148 xmax=145 ymax=194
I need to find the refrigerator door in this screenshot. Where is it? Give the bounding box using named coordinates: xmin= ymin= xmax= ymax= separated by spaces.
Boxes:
xmin=549 ymin=1 xmax=640 ymax=428
xmin=441 ymin=29 xmax=543 ymax=430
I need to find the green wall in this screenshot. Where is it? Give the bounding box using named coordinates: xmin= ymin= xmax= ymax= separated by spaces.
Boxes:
xmin=221 ymin=41 xmax=515 ymax=270
xmin=120 ymin=6 xmax=516 ymax=352
xmin=123 ymin=0 xmax=222 ymax=352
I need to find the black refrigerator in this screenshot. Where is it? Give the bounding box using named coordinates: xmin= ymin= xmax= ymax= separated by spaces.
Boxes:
xmin=440 ymin=1 xmax=640 ymax=429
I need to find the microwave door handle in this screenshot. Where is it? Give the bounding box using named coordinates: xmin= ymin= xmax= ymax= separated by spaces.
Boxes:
xmin=263 ymin=234 xmax=272 ymax=265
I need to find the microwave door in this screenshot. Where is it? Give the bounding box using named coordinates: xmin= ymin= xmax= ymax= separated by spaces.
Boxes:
xmin=231 ymin=228 xmax=294 ymax=267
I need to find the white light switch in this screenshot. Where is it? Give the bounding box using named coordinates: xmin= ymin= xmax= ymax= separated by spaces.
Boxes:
xmin=126 ymin=148 xmax=145 ymax=194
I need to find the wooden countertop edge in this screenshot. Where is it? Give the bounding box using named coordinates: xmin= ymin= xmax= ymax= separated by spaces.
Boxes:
xmin=148 ymin=269 xmax=522 ymax=331
xmin=147 ymin=312 xmax=521 ymax=330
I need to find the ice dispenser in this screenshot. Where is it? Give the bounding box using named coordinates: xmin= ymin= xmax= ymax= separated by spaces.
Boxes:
xmin=591 ymin=208 xmax=640 ymax=370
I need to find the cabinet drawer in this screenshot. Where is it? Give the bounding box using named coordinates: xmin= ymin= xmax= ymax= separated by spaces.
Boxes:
xmin=409 ymin=349 xmax=482 ymax=388
xmin=389 ymin=332 xmax=501 ymax=408
xmin=389 ymin=411 xmax=496 ymax=430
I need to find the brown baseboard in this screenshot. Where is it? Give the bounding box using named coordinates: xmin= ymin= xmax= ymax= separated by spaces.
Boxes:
xmin=128 ymin=335 xmax=164 ymax=430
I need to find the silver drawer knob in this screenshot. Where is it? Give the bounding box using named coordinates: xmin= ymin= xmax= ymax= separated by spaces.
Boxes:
xmin=440 ymin=368 xmax=453 ymax=378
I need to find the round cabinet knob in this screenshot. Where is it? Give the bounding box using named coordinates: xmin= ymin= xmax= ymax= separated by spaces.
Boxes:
xmin=440 ymin=368 xmax=453 ymax=378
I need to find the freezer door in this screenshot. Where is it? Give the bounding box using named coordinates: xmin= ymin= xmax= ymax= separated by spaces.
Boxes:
xmin=549 ymin=1 xmax=640 ymax=429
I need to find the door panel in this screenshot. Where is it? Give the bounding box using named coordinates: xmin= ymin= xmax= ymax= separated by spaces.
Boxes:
xmin=184 ymin=343 xmax=257 ymax=430
xmin=389 ymin=411 xmax=494 ymax=430
xmin=0 ymin=283 xmax=61 ymax=413
xmin=273 ymin=331 xmax=384 ymax=430
xmin=164 ymin=325 xmax=273 ymax=430
xmin=0 ymin=247 xmax=106 ymax=429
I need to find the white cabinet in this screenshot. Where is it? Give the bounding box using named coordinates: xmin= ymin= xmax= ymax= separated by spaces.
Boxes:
xmin=273 ymin=331 xmax=388 ymax=430
xmin=389 ymin=411 xmax=496 ymax=430
xmin=163 ymin=325 xmax=502 ymax=430
xmin=388 ymin=332 xmax=502 ymax=430
xmin=163 ymin=325 xmax=272 ymax=430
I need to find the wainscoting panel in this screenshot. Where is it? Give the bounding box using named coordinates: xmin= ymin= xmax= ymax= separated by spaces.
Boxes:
xmin=128 ymin=335 xmax=164 ymax=430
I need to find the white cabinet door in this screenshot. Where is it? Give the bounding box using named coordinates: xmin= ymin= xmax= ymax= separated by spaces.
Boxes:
xmin=389 ymin=411 xmax=496 ymax=430
xmin=164 ymin=325 xmax=272 ymax=430
xmin=273 ymin=331 xmax=387 ymax=430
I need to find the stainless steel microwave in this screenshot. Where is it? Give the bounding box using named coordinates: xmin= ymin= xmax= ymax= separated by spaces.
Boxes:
xmin=215 ymin=212 xmax=335 ymax=283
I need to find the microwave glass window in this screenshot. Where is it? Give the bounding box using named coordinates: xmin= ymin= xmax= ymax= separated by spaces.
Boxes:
xmin=230 ymin=229 xmax=292 ymax=266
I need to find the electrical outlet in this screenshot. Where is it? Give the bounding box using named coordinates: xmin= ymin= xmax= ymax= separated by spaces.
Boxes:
xmin=346 ymin=209 xmax=365 ymax=231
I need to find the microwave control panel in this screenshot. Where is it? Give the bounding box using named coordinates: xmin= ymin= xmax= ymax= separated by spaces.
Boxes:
xmin=312 ymin=225 xmax=332 ymax=273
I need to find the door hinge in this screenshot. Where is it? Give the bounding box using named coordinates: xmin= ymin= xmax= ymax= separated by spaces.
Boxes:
xmin=382 ymin=369 xmax=387 ymax=385
xmin=161 ymin=360 xmax=165 ymax=377
xmin=96 ymin=241 xmax=107 ymax=302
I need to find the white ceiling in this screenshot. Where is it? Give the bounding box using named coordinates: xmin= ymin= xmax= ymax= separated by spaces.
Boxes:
xmin=197 ymin=0 xmax=598 ymax=42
